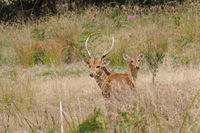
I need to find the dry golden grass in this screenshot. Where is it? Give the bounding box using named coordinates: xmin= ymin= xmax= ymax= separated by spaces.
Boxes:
xmin=0 ymin=62 xmax=200 ymax=132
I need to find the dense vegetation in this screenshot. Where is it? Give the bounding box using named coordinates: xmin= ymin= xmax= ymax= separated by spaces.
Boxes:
xmin=1 ymin=0 xmax=185 ymax=21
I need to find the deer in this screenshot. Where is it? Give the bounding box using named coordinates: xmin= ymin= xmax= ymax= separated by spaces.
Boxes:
xmin=83 ymin=36 xmax=135 ymax=99
xmin=122 ymin=53 xmax=144 ymax=85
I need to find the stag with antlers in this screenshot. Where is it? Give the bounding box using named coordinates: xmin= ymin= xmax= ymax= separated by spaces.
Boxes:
xmin=83 ymin=36 xmax=135 ymax=99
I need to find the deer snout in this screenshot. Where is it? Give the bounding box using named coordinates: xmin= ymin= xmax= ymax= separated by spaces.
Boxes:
xmin=89 ymin=73 xmax=94 ymax=77
xmin=136 ymin=66 xmax=140 ymax=70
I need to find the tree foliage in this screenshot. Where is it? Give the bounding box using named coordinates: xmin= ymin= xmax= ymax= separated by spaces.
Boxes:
xmin=0 ymin=0 xmax=185 ymax=22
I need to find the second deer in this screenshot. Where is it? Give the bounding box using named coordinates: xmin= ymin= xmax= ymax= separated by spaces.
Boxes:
xmin=122 ymin=53 xmax=144 ymax=87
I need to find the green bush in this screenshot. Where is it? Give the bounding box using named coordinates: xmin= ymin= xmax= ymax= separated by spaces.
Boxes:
xmin=114 ymin=106 xmax=147 ymax=133
xmin=77 ymin=108 xmax=106 ymax=133
xmin=145 ymin=41 xmax=168 ymax=84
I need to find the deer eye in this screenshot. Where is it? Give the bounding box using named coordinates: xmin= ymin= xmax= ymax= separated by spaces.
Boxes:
xmin=96 ymin=66 xmax=101 ymax=68
xmin=131 ymin=61 xmax=134 ymax=63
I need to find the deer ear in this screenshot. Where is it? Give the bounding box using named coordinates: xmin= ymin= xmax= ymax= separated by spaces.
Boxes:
xmin=138 ymin=53 xmax=144 ymax=59
xmin=102 ymin=58 xmax=110 ymax=66
xmin=123 ymin=53 xmax=129 ymax=60
xmin=83 ymin=59 xmax=90 ymax=66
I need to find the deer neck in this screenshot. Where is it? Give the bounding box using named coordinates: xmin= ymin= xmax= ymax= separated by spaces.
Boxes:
xmin=94 ymin=67 xmax=110 ymax=88
xmin=128 ymin=64 xmax=138 ymax=81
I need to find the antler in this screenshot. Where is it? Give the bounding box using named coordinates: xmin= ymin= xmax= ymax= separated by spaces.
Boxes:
xmin=85 ymin=36 xmax=92 ymax=58
xmin=101 ymin=37 xmax=115 ymax=59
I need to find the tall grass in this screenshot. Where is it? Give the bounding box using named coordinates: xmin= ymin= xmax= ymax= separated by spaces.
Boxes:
xmin=0 ymin=64 xmax=200 ymax=132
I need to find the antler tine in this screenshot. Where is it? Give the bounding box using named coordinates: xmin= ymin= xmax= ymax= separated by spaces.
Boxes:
xmin=102 ymin=37 xmax=115 ymax=59
xmin=85 ymin=36 xmax=92 ymax=58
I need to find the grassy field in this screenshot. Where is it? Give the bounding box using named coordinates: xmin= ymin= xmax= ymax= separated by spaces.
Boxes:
xmin=0 ymin=1 xmax=200 ymax=133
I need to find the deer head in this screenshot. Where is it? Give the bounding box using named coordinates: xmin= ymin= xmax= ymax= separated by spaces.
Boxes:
xmin=84 ymin=36 xmax=114 ymax=78
xmin=123 ymin=53 xmax=144 ymax=70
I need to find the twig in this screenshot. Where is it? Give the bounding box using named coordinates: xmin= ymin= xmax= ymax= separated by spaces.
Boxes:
xmin=60 ymin=101 xmax=64 ymax=133
xmin=4 ymin=114 xmax=10 ymax=133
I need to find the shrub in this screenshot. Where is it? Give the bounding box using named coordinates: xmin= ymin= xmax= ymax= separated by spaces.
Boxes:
xmin=77 ymin=108 xmax=106 ymax=133
xmin=114 ymin=106 xmax=147 ymax=133
xmin=144 ymin=40 xmax=168 ymax=84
